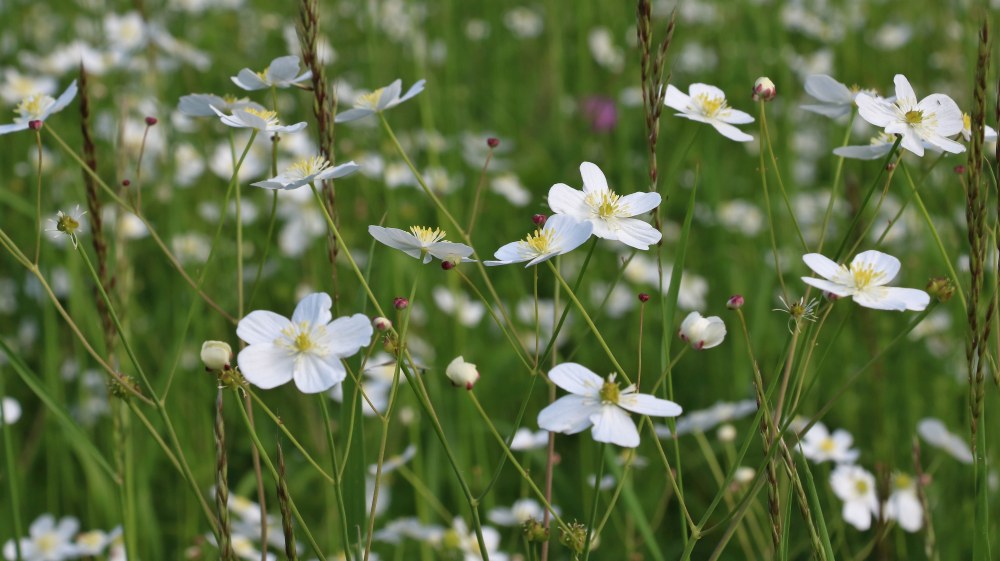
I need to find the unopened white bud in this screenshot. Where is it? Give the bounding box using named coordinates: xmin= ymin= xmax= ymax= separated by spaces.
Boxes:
xmin=372 ymin=316 xmax=392 ymax=331
xmin=201 ymin=340 xmax=233 ymax=371
xmin=446 ymin=356 xmax=480 ymax=390
xmin=752 ymin=77 xmax=776 ymax=102
xmin=717 ymin=423 xmax=737 ymax=443
xmin=678 ymin=311 xmax=726 ymax=350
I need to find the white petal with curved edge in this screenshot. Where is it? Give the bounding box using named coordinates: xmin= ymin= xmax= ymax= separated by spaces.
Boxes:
xmin=292 ymin=293 xmax=333 ymax=326
xmin=49 ymin=80 xmax=78 ymax=115
xmin=920 ymin=94 xmax=963 ymax=136
xmin=237 ymin=310 xmax=291 ymax=344
xmin=892 ymin=74 xmax=917 ymax=104
xmin=266 ymin=55 xmax=301 ymax=84
xmin=553 ymin=216 xmax=594 ymax=253
xmin=802 ymin=253 xmax=842 ymax=280
xmin=547 ymin=183 xmax=591 ymax=218
xmin=232 ymin=68 xmax=267 ymax=90
xmin=923 ymin=134 xmax=965 ymax=154
xmin=887 ymin=492 xmax=923 ymax=532
xmin=293 ymin=354 xmax=345 ymax=393
xmin=662 ymin=84 xmax=691 ymax=112
xmin=852 ymin=287 xmax=909 ymax=311
xmin=710 ymin=120 xmax=753 ymax=142
xmin=547 ymin=363 xmax=603 ymax=396
xmin=590 ymin=406 xmax=640 ymax=447
xmin=488 ymin=241 xmax=532 ymax=265
xmin=377 ymin=80 xmax=403 ymax=111
xmin=618 ymin=192 xmax=661 ymax=216
xmin=368 ymin=226 xmax=422 ymax=258
xmin=801 ymin=277 xmax=855 ymax=297
xmin=316 ymin=161 xmax=361 ymax=180
xmin=719 ymin=108 xmax=754 ymax=124
xmin=688 ymin=83 xmax=726 ymax=101
xmin=238 ymin=344 xmax=295 ymax=389
xmin=325 ymin=313 xmax=374 ymax=357
xmin=397 ymin=79 xmax=426 ymax=104
xmin=538 ymin=395 xmax=600 ymax=434
xmin=881 ymin=287 xmax=930 ymax=311
xmin=804 ymin=74 xmax=853 ymax=104
xmin=801 ymin=103 xmax=852 ymax=118
xmin=851 ymin=250 xmax=900 ymax=284
xmin=896 ymin=130 xmax=925 ymax=156
xmin=618 ymin=393 xmax=682 ymax=417
xmin=275 ymin=121 xmax=307 ymax=133
xmin=335 ymin=108 xmax=375 ymax=123
xmin=855 ymin=94 xmax=896 ymax=127
xmin=833 ymin=144 xmax=894 ymax=160
xmin=427 ymin=241 xmax=475 ymax=261
xmin=579 ymin=162 xmax=609 ymax=195
xmin=588 ymin=217 xmax=617 ymax=240
xmin=0 ymin=122 xmax=28 ymax=135
xmin=842 ymin=501 xmax=873 ymax=531
xmin=613 ymin=218 xmax=661 ymax=250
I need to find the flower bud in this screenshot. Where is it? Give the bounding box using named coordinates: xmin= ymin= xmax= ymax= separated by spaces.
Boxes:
xmin=372 ymin=316 xmax=392 ymax=331
xmin=145 ymin=116 xmax=158 ymax=126
xmin=954 ymin=165 xmax=966 ymax=175
xmin=678 ymin=311 xmax=726 ymax=350
xmin=532 ymin=214 xmax=547 ymax=227
xmin=726 ymin=294 xmax=744 ymax=310
xmin=441 ymin=259 xmax=456 ymax=271
xmin=393 ymin=297 xmax=409 ymax=310
xmin=201 ymin=340 xmax=233 ymax=371
xmin=886 ymin=162 xmax=897 ymax=171
xmin=121 ymin=179 xmax=131 ymax=187
xmin=446 ymin=356 xmax=479 ymax=390
xmin=752 ymin=77 xmax=776 ymax=102
xmin=523 ymin=519 xmax=549 ymax=543
xmin=28 ymin=119 xmax=42 ymax=130
xmin=559 ymin=522 xmax=589 ymax=555
xmin=717 ymin=423 xmax=737 ymax=443
xmin=487 ymin=137 xmax=500 ymax=148
xmin=926 ymin=276 xmax=954 ymax=303
xmin=734 ymin=466 xmax=756 ymax=484
xmin=638 ymin=292 xmax=650 ymax=303
xmin=822 ymin=290 xmax=840 ymax=302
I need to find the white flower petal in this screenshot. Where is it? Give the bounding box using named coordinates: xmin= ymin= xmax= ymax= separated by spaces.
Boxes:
xmin=397 ymin=79 xmax=426 ymax=104
xmin=617 ymin=393 xmax=682 ymax=417
xmin=688 ymin=83 xmax=725 ymax=100
xmin=710 ymin=120 xmax=753 ymax=142
xmin=893 ymin=74 xmax=917 ymax=104
xmin=612 ymin=218 xmax=661 ymax=250
xmin=266 ymin=55 xmax=301 ymax=84
xmin=800 ymin=277 xmax=855 ymax=297
xmin=804 ymin=74 xmax=853 ymax=104
xmin=547 ymin=183 xmax=591 ymax=217
xmin=590 ymin=406 xmax=640 ymax=447
xmin=237 ymin=310 xmax=291 ymax=344
xmin=618 ymin=192 xmax=661 ymax=216
xmin=233 ymin=68 xmax=267 ymax=90
xmin=324 ymin=313 xmax=374 ymax=357
xmin=881 ymin=287 xmax=930 ymax=311
xmin=579 ymin=161 xmax=609 ymax=195
xmin=662 ymin=84 xmax=691 ymax=112
xmin=238 ymin=344 xmax=295 ymax=389
xmin=719 ymin=108 xmax=754 ymax=125
xmin=832 ymin=144 xmax=894 ymax=160
xmin=855 ymin=94 xmax=896 ymax=128
xmin=852 ymin=287 xmax=910 ymax=311
xmin=547 ymin=363 xmax=604 ymax=395
xmin=377 ymin=79 xmax=403 ymax=111
xmin=292 ymin=292 xmax=333 ymax=326
xmin=369 ymin=226 xmax=423 ymax=259
xmin=293 ymin=353 xmax=344 ymax=393
xmin=802 ymin=253 xmax=842 ymax=280
xmin=335 ymin=108 xmax=375 ymax=123
xmin=49 ymin=80 xmax=78 ymax=115
xmin=842 ymin=501 xmax=873 ymax=531
xmin=802 ymin=103 xmax=852 ymax=118
xmin=538 ymin=394 xmax=600 ymax=434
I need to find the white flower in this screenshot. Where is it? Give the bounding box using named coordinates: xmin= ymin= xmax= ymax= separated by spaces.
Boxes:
xmin=0 ymin=80 xmax=77 ymax=135
xmin=678 ymin=311 xmax=726 ymax=350
xmin=432 ymin=287 xmax=485 ymax=327
xmin=369 ymin=225 xmax=474 ymax=264
xmin=2 ymin=514 xmax=80 ymax=561
xmin=251 ymin=156 xmax=359 ymax=190
xmin=654 ymin=399 xmax=757 ymax=438
xmin=236 ymin=293 xmax=373 ymax=393
xmin=441 ymin=517 xmax=508 ymax=561
xmin=798 ymin=422 xmax=860 ymax=464
xmin=231 ymin=55 xmax=312 ymax=91
xmin=801 ymin=250 xmax=930 ymax=311
xmin=45 ymin=206 xmax=86 ymax=249
xmin=855 ymin=74 xmax=964 ymax=157
xmin=547 ymin=162 xmax=661 ymax=250
xmin=663 ymin=83 xmax=754 ymax=142
xmin=801 ymin=74 xmax=865 ymax=119
xmin=74 ymin=527 xmax=120 ymax=557
xmin=210 ymin=106 xmax=307 ymax=133
xmin=334 ymin=79 xmax=425 ymax=123
xmin=0 ymin=69 xmax=56 ymax=105
xmin=200 ymin=340 xmax=233 ymax=371
xmin=0 ymin=397 xmax=21 ymax=426
xmin=832 ymin=132 xmax=897 ymax=160
xmin=445 ymin=356 xmax=479 ymax=389
xmin=330 ymin=353 xmax=405 ymax=416
xmin=488 ymin=499 xmax=545 ymax=526
xmin=885 ymin=473 xmax=923 ymax=532
xmin=830 ymin=464 xmax=879 ymax=530
xmin=917 ymin=417 xmax=973 ymax=464
xmin=509 ymin=428 xmax=550 ymax=451
xmin=178 ymin=93 xmax=264 ymax=117
xmin=537 ymin=363 xmax=682 ymax=448
xmin=961 ymin=112 xmax=999 ymax=143
xmin=485 ymin=214 xmax=593 ymax=267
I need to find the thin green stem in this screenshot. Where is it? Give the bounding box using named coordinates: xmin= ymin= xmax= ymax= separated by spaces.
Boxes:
xmin=582 ymin=443 xmax=607 ymax=561
xmin=759 ymin=100 xmax=808 ymax=252
xmin=318 ymin=395 xmax=354 ymax=558
xmin=815 ymin=113 xmax=856 ymax=254
xmin=33 ymin=129 xmax=43 ymax=265
xmin=0 ymin=367 xmax=24 ymax=561
xmin=832 ymin=137 xmax=902 ymax=261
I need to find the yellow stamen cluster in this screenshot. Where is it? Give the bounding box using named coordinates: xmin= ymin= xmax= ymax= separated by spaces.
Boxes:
xmin=15 ymin=94 xmax=52 ymax=119
xmin=244 ymin=107 xmax=279 ymax=125
xmin=36 ymin=534 xmax=58 ymax=553
xmin=599 ymin=378 xmax=620 ymax=404
xmin=410 ymin=226 xmax=446 ymax=244
xmin=356 ymin=88 xmax=386 ymax=109
xmin=288 ymin=156 xmax=330 ymax=179
xmin=893 ymin=473 xmax=913 ymax=490
xmin=819 ymin=438 xmax=836 ymax=452
xmin=854 ymin=479 xmax=870 ymax=495
xmin=522 ymin=228 xmax=554 ymax=254
xmin=963 ymin=113 xmax=972 ymax=131
xmin=55 ymin=211 xmax=80 ymax=235
xmin=255 ymin=69 xmax=269 ymax=81
xmin=694 ymin=93 xmax=728 ymax=117
xmin=584 ymin=191 xmax=622 ymax=219
xmin=849 ymin=262 xmax=883 ymax=290
xmin=904 ymin=110 xmax=924 ymax=125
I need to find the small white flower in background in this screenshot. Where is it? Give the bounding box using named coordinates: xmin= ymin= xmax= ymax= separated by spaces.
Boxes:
xmin=211 ymin=105 xmax=307 ymax=134
xmin=537 ymin=362 xmax=682 ymax=448
xmin=801 ymin=250 xmax=930 ymax=311
xmin=373 ymin=517 xmax=444 ymax=545
xmin=445 ymin=356 xmax=479 ymax=390
xmin=830 ymin=464 xmax=880 ymax=531
xmin=801 ymin=74 xmax=870 ymax=119
xmin=917 ymin=417 xmax=973 ymax=464
xmin=2 ymin=514 xmax=79 ymax=561
xmin=547 ymin=162 xmax=662 ymax=250
xmin=663 ymin=83 xmax=754 ymax=142
xmin=368 ymin=444 xmax=417 ymax=475
xmin=200 ymin=340 xmax=233 ymax=371
xmin=334 ymin=79 xmax=425 ymax=123
xmin=432 ymin=287 xmax=485 ymax=327
xmin=509 ymin=427 xmax=550 ymax=451
xmin=885 ymin=473 xmax=923 ymax=532
xmin=45 ymin=206 xmax=86 ymax=249
xmin=589 ymin=473 xmax=617 ymax=490
xmin=0 ymin=80 xmax=77 ymax=135
xmin=0 ymin=68 xmax=56 ymax=105
xmin=504 ymin=6 xmax=544 ymax=38
xmin=855 ymin=74 xmax=964 ymax=157
xmin=177 ymin=93 xmax=265 ymax=117
xmin=369 ymin=225 xmax=474 ymax=264
xmin=734 ymin=466 xmax=756 ymax=484
xmin=0 ymin=397 xmax=21 ymax=426
xmin=488 ymin=498 xmax=546 ymax=526
xmin=491 ymin=173 xmax=531 ymax=207
xmin=832 ymin=132 xmax=897 ymax=160
xmin=960 ymin=112 xmax=999 ymax=143
xmin=236 ymin=292 xmax=373 ymax=393
xmin=251 ymin=156 xmax=359 ymax=190
xmin=655 ymin=399 xmax=758 ymax=438
xmin=441 ymin=517 xmax=508 ymax=561
xmin=678 ymin=311 xmax=726 ymax=350
xmin=798 ymin=422 xmax=860 ymax=464
xmin=485 ymin=214 xmax=593 ymax=267
xmin=330 ymin=353 xmax=409 ymax=417
xmin=75 ymin=526 xmax=121 ymax=557
xmin=231 ymin=55 xmax=312 ymax=91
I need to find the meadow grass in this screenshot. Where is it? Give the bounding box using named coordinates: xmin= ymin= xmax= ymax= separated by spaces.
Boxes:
xmin=0 ymin=0 xmax=997 ymax=559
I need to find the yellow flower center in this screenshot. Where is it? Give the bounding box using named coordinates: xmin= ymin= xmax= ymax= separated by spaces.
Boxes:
xmin=694 ymin=93 xmax=727 ymax=117
xmin=854 ymin=479 xmax=869 ymax=495
xmin=522 ymin=228 xmax=554 ymax=254
xmin=293 ymin=331 xmax=314 ymax=352
xmin=870 ymin=132 xmax=896 ymax=146
xmin=894 ymin=473 xmax=912 ymax=490
xmin=819 ymin=438 xmax=836 ymax=452
xmin=223 ymin=94 xmax=239 ymax=104
xmin=244 ymin=107 xmax=278 ymax=122
xmin=288 ymin=156 xmax=330 ymax=179
xmin=356 ymin=88 xmax=385 ymax=110
xmin=255 ymin=69 xmax=269 ymax=81
xmin=584 ymin=190 xmax=622 ymax=219
xmin=277 ymin=322 xmax=328 ymax=356
xmin=77 ymin=531 xmax=104 ymax=548
xmin=409 ymin=226 xmax=446 ymax=244
xmin=599 ymin=379 xmax=620 ymax=404
xmin=904 ymin=110 xmax=923 ymax=125
xmin=849 ymin=262 xmax=883 ymax=290
xmin=36 ymin=533 xmax=58 ymax=553
xmin=963 ymin=113 xmax=972 ymax=132
xmin=56 ymin=211 xmax=80 ymax=234
xmin=15 ymin=94 xmax=53 ymax=120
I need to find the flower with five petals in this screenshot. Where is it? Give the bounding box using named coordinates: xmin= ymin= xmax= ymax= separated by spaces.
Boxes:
xmin=231 ymin=55 xmax=312 ymax=91
xmin=663 ymin=83 xmax=754 ymax=142
xmin=369 ymin=225 xmax=474 ymax=264
xmin=335 ymin=79 xmax=425 ymax=123
xmin=855 ymin=74 xmax=964 ymax=157
xmin=0 ymin=80 xmax=77 ymax=135
xmin=801 ymin=250 xmax=929 ymax=311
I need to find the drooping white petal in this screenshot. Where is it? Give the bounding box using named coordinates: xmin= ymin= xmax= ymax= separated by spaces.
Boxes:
xmin=802 ymin=103 xmax=853 ymax=118
xmin=237 ymin=310 xmax=291 ymax=344
xmin=292 ymin=292 xmax=333 ymax=326
xmin=852 ymin=287 xmax=910 ymax=311
xmin=397 ymin=79 xmax=426 ymax=105
xmin=842 ymin=501 xmax=873 ymax=531
xmin=538 ymin=394 xmax=600 ymax=434
xmin=233 ymin=68 xmax=268 ymax=90
xmin=485 ymin=241 xmax=532 ymax=265
xmin=324 ymin=313 xmax=374 ymax=357
xmin=547 ymin=363 xmax=603 ymax=396
xmin=293 ymin=353 xmax=344 ymax=393
xmin=266 ymin=55 xmax=301 ymax=84
xmin=579 ymin=161 xmax=610 ymax=195
xmin=710 ymin=120 xmax=753 ymax=142
xmin=0 ymin=122 xmax=29 ymax=135
xmin=617 ymin=392 xmax=682 ymax=417
xmin=887 ymin=491 xmax=923 ymax=532
xmin=368 ymin=226 xmax=423 ymax=259
xmin=879 ymin=287 xmax=930 ymax=311
xmin=719 ymin=108 xmax=754 ymax=124
xmin=334 ymin=108 xmax=375 ymax=123
xmin=802 ymin=253 xmax=843 ymax=280
xmin=48 ymin=80 xmax=78 ymax=116
xmin=589 ymin=405 xmax=640 ymax=447
xmin=238 ymin=344 xmax=295 ymax=389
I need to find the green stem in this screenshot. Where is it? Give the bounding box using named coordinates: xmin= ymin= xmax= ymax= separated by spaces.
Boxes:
xmin=581 ymin=443 xmax=607 ymax=561
xmin=759 ymin=100 xmax=808 ymax=252
xmin=319 ymin=395 xmax=354 ymax=558
xmin=0 ymin=367 xmax=24 ymax=561
xmin=815 ymin=112 xmax=856 ymax=254
xmin=33 ymin=129 xmax=42 ymax=265
xmin=832 ymin=137 xmax=902 ymax=261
